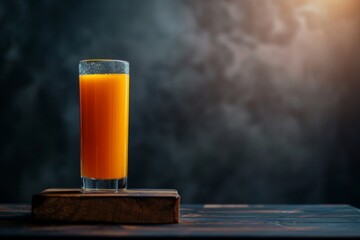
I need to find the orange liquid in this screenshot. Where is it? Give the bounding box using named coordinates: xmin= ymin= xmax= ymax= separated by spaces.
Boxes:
xmin=79 ymin=74 xmax=129 ymax=179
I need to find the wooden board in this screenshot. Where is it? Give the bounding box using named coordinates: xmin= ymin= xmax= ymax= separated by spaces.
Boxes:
xmin=31 ymin=189 xmax=180 ymax=224
xmin=2 ymin=204 xmax=360 ymax=238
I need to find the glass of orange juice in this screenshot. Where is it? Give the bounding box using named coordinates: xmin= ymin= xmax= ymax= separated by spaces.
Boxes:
xmin=79 ymin=59 xmax=129 ymax=192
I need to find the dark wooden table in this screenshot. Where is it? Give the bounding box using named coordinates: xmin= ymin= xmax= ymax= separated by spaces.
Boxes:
xmin=1 ymin=204 xmax=360 ymax=239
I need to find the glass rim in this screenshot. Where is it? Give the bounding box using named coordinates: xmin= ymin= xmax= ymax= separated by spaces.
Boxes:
xmin=80 ymin=59 xmax=129 ymax=65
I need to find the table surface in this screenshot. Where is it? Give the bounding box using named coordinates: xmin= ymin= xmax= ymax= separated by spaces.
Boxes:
xmin=1 ymin=204 xmax=360 ymax=239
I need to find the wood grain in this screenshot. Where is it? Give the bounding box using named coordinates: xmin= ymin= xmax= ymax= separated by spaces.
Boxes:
xmin=31 ymin=189 xmax=180 ymax=224
xmin=2 ymin=204 xmax=360 ymax=239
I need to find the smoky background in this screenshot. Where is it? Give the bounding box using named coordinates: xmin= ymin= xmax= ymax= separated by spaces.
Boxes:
xmin=1 ymin=0 xmax=360 ymax=205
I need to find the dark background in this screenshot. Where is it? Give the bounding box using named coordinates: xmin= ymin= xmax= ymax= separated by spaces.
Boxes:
xmin=1 ymin=0 xmax=360 ymax=205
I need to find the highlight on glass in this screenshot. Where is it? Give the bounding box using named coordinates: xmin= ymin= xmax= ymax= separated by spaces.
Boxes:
xmin=79 ymin=59 xmax=129 ymax=192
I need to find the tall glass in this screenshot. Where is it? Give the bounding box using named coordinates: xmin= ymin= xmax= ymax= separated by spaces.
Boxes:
xmin=79 ymin=59 xmax=129 ymax=192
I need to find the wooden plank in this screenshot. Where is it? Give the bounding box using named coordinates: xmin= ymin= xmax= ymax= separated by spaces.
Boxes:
xmin=31 ymin=189 xmax=180 ymax=224
xmin=1 ymin=204 xmax=360 ymax=238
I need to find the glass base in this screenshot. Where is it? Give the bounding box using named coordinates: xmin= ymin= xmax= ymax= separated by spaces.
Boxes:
xmin=81 ymin=177 xmax=127 ymax=193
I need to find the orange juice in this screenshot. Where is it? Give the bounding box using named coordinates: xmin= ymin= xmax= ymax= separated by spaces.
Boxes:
xmin=79 ymin=74 xmax=129 ymax=179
